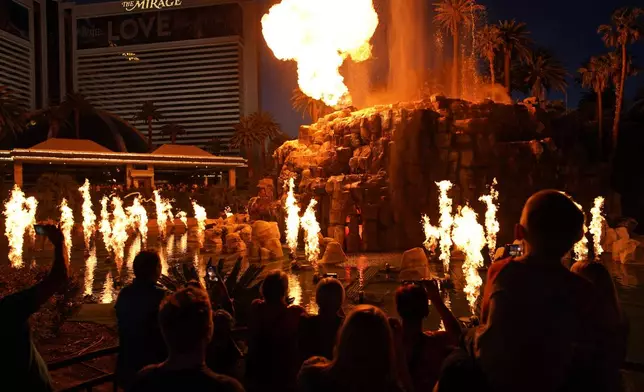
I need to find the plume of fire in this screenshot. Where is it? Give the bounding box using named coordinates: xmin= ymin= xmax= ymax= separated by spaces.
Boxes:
xmin=166 ymin=234 xmax=175 ymax=260
xmin=436 ymin=181 xmax=454 ymax=276
xmin=158 ymin=246 xmax=169 ymax=276
xmin=224 ymin=206 xmax=233 ymax=218
xmin=287 ymin=273 xmax=302 ymax=306
xmin=452 ymin=205 xmax=486 ymax=315
xmin=479 ymin=178 xmax=500 ymax=260
xmin=301 ymin=199 xmax=321 ymax=263
xmin=192 ymin=200 xmax=207 ymax=249
xmin=179 ymin=232 xmax=188 ymax=254
xmin=110 ymin=197 xmax=129 ymax=270
xmin=590 ymin=197 xmax=605 ymax=260
xmin=99 ymin=196 xmax=112 ymax=252
xmin=25 ymin=197 xmax=38 ymax=245
xmin=126 ymin=196 xmax=149 ymax=245
xmin=59 ymin=199 xmax=75 ymax=263
xmin=126 ymin=235 xmax=141 ymax=275
xmin=421 ymin=214 xmax=440 ymax=254
xmin=572 ymin=200 xmax=589 ymax=262
xmin=3 ymin=185 xmax=38 ymax=268
xmin=284 ymin=177 xmax=301 ymax=256
xmin=261 ymin=0 xmax=379 ymax=106
xmin=176 ymin=210 xmax=188 ymax=228
xmin=84 ymin=247 xmax=97 ymax=296
xmin=153 ymin=190 xmax=174 ymax=238
xmin=79 ymin=179 xmax=96 ymax=249
xmin=193 ymin=252 xmax=206 ymax=287
xmin=100 ymin=272 xmax=114 ymax=303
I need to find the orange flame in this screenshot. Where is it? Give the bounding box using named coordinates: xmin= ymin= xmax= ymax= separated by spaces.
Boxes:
xmin=84 ymin=247 xmax=97 ymax=296
xmin=224 ymin=206 xmax=233 ymax=218
xmin=126 ymin=196 xmax=148 ymax=245
xmin=436 ymin=181 xmax=454 ymax=276
xmin=79 ymin=179 xmax=96 ymax=249
xmin=154 ymin=190 xmax=174 ymax=238
xmin=261 ymin=0 xmax=379 ymax=106
xmin=479 ymin=178 xmax=500 ymax=260
xmin=192 ymin=200 xmax=207 ymax=249
xmin=301 ymin=199 xmax=321 ymax=263
xmin=452 ymin=205 xmax=486 ymax=315
xmin=110 ymin=197 xmax=129 ymax=270
xmin=126 ymin=235 xmax=141 ymax=276
xmin=284 ymin=177 xmax=301 ymax=256
xmin=99 ymin=196 xmax=112 ymax=252
xmin=179 ymin=232 xmax=188 ymax=254
xmin=176 ymin=210 xmax=188 ymax=228
xmin=421 ymin=214 xmax=440 ymax=254
xmin=101 ymin=272 xmax=114 ymax=303
xmin=590 ymin=196 xmax=605 ymax=260
xmin=572 ymin=200 xmax=588 ymax=262
xmin=3 ymin=185 xmax=38 ymax=268
xmin=60 ymin=198 xmax=74 ymax=263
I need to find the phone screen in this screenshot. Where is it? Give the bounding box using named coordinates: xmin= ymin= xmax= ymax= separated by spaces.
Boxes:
xmin=34 ymin=225 xmax=46 ymax=236
xmin=207 ymin=266 xmax=218 ymax=281
xmin=508 ymin=244 xmax=523 ymax=257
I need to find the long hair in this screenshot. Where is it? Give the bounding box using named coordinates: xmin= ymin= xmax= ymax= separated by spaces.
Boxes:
xmin=328 ymin=305 xmax=398 ymax=388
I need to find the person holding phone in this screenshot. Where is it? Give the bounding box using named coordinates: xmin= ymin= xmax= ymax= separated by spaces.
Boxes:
xmin=0 ymin=225 xmax=68 ymax=392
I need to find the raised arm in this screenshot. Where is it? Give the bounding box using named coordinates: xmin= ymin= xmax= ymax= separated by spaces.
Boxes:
xmin=425 ymin=280 xmax=461 ymax=344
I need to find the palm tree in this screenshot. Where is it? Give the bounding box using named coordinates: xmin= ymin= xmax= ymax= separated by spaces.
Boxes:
xmin=434 ymin=0 xmax=485 ymax=97
xmin=524 ymin=48 xmax=568 ymax=102
xmin=579 ymin=55 xmax=613 ymax=153
xmin=598 ymin=7 xmax=643 ymax=149
xmin=250 ymin=111 xmax=281 ymax=166
xmin=0 ymin=86 xmax=26 ymax=141
xmin=291 ymin=88 xmax=333 ymax=123
xmin=160 ymin=123 xmax=186 ymax=144
xmin=131 ymin=101 xmax=163 ymax=150
xmin=230 ymin=115 xmax=264 ymax=178
xmin=206 ymin=136 xmax=223 ymax=154
xmin=60 ymin=92 xmax=95 ymax=139
xmin=498 ymin=20 xmax=533 ymax=94
xmin=476 ymin=24 xmax=502 ymax=84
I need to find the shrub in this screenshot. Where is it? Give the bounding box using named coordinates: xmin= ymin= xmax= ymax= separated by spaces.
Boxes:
xmin=31 ymin=173 xmax=81 ymax=222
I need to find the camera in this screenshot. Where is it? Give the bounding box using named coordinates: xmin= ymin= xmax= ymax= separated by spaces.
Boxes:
xmin=206 ymin=265 xmax=219 ymax=282
xmin=505 ymin=244 xmax=523 ymax=257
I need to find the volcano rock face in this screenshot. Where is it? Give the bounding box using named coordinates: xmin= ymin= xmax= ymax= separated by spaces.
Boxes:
xmin=274 ymin=98 xmax=600 ymax=251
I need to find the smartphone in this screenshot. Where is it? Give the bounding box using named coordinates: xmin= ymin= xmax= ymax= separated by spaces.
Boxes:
xmin=207 ymin=265 xmax=219 ymax=282
xmin=34 ymin=224 xmax=47 ymax=236
xmin=324 ymin=272 xmax=338 ymax=279
xmin=507 ymin=244 xmax=523 ymax=257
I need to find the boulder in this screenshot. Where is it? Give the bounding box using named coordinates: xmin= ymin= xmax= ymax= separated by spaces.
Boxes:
xmin=320 ymin=241 xmax=347 ymax=264
xmin=238 ymin=224 xmax=252 ymax=243
xmin=260 ymin=247 xmax=272 ymax=261
xmin=252 ymin=221 xmax=281 ymax=245
xmin=225 ymin=233 xmax=246 ymax=253
xmin=612 ymin=238 xmax=640 ymax=263
xmin=616 ymin=227 xmax=630 ymax=240
xmin=400 ymin=247 xmax=429 ymax=271
xmin=265 ymin=238 xmax=284 ymax=259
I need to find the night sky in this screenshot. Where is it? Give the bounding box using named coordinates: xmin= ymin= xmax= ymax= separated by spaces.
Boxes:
xmin=259 ymin=0 xmax=644 ymax=136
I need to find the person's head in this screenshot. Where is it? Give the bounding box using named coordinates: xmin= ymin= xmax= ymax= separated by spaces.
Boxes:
xmin=133 ymin=251 xmax=162 ymax=282
xmin=332 ymin=305 xmax=396 ymax=381
xmin=517 ymin=190 xmax=585 ymax=259
xmin=213 ymin=309 xmax=234 ymax=340
xmin=395 ymin=283 xmax=429 ymax=324
xmin=159 ymin=286 xmax=213 ymax=355
xmin=260 ymin=270 xmax=289 ymax=304
xmin=316 ymin=278 xmax=345 ymax=314
xmin=572 ymin=261 xmax=621 ymax=320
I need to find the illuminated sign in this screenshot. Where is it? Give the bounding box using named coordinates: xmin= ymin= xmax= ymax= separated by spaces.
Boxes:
xmin=121 ymin=0 xmax=182 ymax=12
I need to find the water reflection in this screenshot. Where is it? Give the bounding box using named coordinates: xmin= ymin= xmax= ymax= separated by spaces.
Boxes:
xmin=84 ymin=248 xmax=97 ymax=296
xmin=287 ymin=273 xmax=302 ymax=306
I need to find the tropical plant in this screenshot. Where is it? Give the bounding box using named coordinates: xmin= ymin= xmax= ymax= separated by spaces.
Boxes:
xmin=434 ymin=0 xmax=485 ymax=97
xmin=476 ymin=24 xmax=502 ymax=85
xmin=160 ymin=122 xmax=187 ymax=144
xmin=33 ymin=173 xmax=81 ymax=221
xmin=60 ymin=92 xmax=96 ymax=139
xmin=291 ymin=88 xmax=333 ymax=123
xmin=250 ymin=111 xmax=281 ymax=167
xmin=524 ymin=48 xmax=568 ymax=101
xmin=579 ymin=54 xmax=614 ymax=152
xmin=0 ymin=85 xmax=26 ymax=140
xmin=29 ymin=105 xmax=72 ymax=139
xmin=498 ymin=20 xmax=533 ymax=93
xmin=131 ymin=101 xmax=164 ymax=150
xmin=230 ymin=115 xmax=264 ymax=178
xmin=206 ymin=136 xmax=223 ymax=154
xmin=598 ymin=7 xmax=643 ymax=149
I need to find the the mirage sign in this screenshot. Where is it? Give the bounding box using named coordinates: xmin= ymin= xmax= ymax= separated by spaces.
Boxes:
xmin=121 ymin=0 xmax=182 ymax=12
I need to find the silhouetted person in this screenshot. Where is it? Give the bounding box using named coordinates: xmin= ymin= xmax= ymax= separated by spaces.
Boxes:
xmin=475 ymin=190 xmax=598 ymax=392
xmin=206 ymin=309 xmax=243 ymax=379
xmin=116 ymin=251 xmax=167 ymax=389
xmin=297 ymin=305 xmax=407 ymax=392
xmin=395 ymin=280 xmax=461 ymax=391
xmin=246 ymin=270 xmax=305 ymax=392
xmin=0 ymin=226 xmax=67 ymax=392
xmin=129 ymin=287 xmax=244 ymax=392
xmin=572 ymin=261 xmax=628 ymax=392
xmin=299 ymin=278 xmax=345 ymax=362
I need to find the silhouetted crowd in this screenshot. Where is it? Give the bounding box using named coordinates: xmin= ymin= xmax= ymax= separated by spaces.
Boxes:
xmin=0 ymin=190 xmax=629 ymax=392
